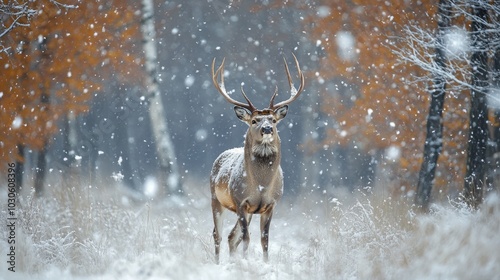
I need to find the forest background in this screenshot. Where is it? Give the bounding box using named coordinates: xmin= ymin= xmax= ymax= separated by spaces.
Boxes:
xmin=2 ymin=1 xmax=500 ymax=279
xmin=1 ymin=0 xmax=500 ymax=208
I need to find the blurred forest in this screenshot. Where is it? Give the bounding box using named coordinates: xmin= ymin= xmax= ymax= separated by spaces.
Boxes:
xmin=1 ymin=0 xmax=499 ymax=206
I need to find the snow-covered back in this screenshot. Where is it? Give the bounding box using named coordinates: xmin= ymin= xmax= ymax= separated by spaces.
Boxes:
xmin=211 ymin=147 xmax=245 ymax=189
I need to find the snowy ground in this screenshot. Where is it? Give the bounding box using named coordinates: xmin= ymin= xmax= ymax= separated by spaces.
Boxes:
xmin=1 ymin=180 xmax=499 ymax=280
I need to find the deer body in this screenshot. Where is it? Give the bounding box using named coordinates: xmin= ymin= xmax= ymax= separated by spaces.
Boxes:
xmin=210 ymin=55 xmax=304 ymax=263
xmin=211 ymin=145 xmax=283 ymax=214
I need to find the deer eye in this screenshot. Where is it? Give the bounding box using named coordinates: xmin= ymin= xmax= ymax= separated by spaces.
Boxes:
xmin=272 ymin=119 xmax=277 ymax=123
xmin=251 ymin=120 xmax=257 ymax=125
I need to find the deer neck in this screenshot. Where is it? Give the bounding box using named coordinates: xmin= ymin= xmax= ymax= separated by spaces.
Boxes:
xmin=243 ymin=131 xmax=281 ymax=186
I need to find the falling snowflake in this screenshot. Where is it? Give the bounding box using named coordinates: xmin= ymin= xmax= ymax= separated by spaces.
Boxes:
xmin=111 ymin=172 xmax=124 ymax=182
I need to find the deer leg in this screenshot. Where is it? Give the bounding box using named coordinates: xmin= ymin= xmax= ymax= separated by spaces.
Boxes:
xmin=241 ymin=213 xmax=252 ymax=258
xmin=260 ymin=207 xmax=274 ymax=262
xmin=228 ymin=220 xmax=240 ymax=257
xmin=228 ymin=211 xmax=252 ymax=258
xmin=211 ymin=198 xmax=224 ymax=264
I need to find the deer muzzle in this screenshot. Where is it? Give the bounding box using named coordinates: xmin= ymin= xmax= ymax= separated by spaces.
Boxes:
xmin=262 ymin=125 xmax=273 ymax=135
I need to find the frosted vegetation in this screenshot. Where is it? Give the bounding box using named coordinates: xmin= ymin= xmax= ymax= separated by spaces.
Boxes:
xmin=1 ymin=181 xmax=499 ymax=279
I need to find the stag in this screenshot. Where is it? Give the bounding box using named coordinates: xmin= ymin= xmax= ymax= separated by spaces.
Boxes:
xmin=210 ymin=54 xmax=304 ymax=263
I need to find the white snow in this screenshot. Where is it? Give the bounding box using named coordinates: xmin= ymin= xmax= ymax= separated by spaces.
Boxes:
xmin=316 ymin=6 xmax=331 ymax=18
xmin=143 ymin=176 xmax=158 ymax=198
xmin=444 ymin=27 xmax=469 ymax=58
xmin=385 ymin=145 xmax=401 ymax=161
xmin=1 ymin=184 xmax=499 ymax=280
xmin=195 ymin=129 xmax=208 ymax=142
xmin=111 ymin=171 xmax=124 ymax=182
xmin=184 ymin=75 xmax=195 ymax=88
xmin=365 ymin=108 xmax=373 ymax=123
xmin=11 ymin=116 xmax=22 ymax=129
xmin=212 ymin=147 xmax=245 ymax=188
xmin=487 ymin=87 xmax=500 ymax=109
xmin=336 ymin=31 xmax=356 ymax=61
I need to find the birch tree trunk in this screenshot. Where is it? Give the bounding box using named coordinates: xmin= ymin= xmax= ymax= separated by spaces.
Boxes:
xmin=141 ymin=0 xmax=182 ymax=195
xmin=463 ymin=1 xmax=490 ymax=209
xmin=415 ymin=0 xmax=451 ymax=209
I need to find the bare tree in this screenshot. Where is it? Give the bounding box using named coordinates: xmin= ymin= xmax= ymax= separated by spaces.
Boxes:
xmin=395 ymin=0 xmax=500 ymax=208
xmin=141 ymin=0 xmax=182 ymax=195
xmin=414 ymin=0 xmax=451 ymax=210
xmin=0 ymin=1 xmax=76 ymax=52
xmin=463 ymin=1 xmax=490 ymax=209
xmin=0 ymin=2 xmax=36 ymax=46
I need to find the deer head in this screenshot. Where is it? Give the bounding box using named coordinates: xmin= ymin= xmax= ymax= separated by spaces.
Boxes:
xmin=211 ymin=54 xmax=305 ymax=156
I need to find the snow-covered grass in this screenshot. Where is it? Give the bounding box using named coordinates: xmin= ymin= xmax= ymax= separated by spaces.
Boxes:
xmin=1 ymin=180 xmax=499 ymax=279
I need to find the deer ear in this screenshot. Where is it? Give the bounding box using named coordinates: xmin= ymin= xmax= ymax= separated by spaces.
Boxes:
xmin=234 ymin=106 xmax=252 ymax=122
xmin=274 ymin=105 xmax=288 ymax=121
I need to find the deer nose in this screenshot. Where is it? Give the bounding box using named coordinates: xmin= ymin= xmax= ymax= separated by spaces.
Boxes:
xmin=262 ymin=125 xmax=273 ymax=134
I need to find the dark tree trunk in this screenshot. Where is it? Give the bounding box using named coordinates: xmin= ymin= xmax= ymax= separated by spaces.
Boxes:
xmin=464 ymin=2 xmax=490 ymax=209
xmin=34 ymin=91 xmax=50 ymax=197
xmin=488 ymin=0 xmax=500 ymax=193
xmin=34 ymin=145 xmax=47 ymax=197
xmin=61 ymin=112 xmax=77 ymax=169
xmin=15 ymin=144 xmax=24 ymax=195
xmin=415 ymin=0 xmax=451 ymax=209
xmin=33 ymin=37 xmax=50 ymax=197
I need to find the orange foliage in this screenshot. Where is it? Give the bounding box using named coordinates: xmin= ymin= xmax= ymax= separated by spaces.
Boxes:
xmin=0 ymin=0 xmax=141 ymax=162
xmin=308 ymin=1 xmax=469 ymax=195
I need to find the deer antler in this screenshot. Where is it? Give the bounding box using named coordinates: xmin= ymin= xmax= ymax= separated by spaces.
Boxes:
xmin=268 ymin=53 xmax=305 ymax=109
xmin=212 ymin=58 xmax=256 ymax=112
